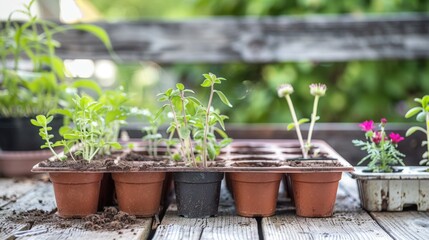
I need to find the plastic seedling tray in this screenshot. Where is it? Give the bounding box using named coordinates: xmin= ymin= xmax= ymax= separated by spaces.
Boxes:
xmin=32 ymin=140 xmax=354 ymax=173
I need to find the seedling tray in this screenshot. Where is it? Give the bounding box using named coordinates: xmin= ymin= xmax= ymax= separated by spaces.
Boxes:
xmin=32 ymin=139 xmax=354 ymax=173
xmin=349 ymin=166 xmax=429 ymax=211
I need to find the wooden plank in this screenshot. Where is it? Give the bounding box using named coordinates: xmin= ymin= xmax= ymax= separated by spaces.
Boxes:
xmin=370 ymin=212 xmax=429 ymax=240
xmin=152 ymin=182 xmax=258 ymax=240
xmin=0 ymin=178 xmax=152 ymax=240
xmin=262 ymin=211 xmax=392 ymax=240
xmin=22 ymin=220 xmax=152 ymax=240
xmin=335 ymin=173 xmax=361 ymax=212
xmin=0 ymin=181 xmax=55 ymax=240
xmin=152 ymin=204 xmax=259 ymax=240
xmin=0 ymin=178 xmax=42 ymax=209
xmin=262 ymin=174 xmax=392 ymax=239
xmin=46 ymin=14 xmax=429 ymax=62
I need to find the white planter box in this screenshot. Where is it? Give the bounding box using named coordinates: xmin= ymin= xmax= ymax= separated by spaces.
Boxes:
xmin=350 ymin=167 xmax=429 ymax=211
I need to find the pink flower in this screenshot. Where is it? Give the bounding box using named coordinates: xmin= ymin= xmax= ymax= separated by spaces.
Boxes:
xmin=359 ymin=120 xmax=374 ymax=132
xmin=381 ymin=118 xmax=387 ymax=125
xmin=372 ymin=131 xmax=383 ymax=144
xmin=389 ymin=132 xmax=404 ymax=144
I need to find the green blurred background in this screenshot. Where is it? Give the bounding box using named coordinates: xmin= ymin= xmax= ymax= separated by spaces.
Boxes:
xmin=88 ymin=0 xmax=429 ymax=124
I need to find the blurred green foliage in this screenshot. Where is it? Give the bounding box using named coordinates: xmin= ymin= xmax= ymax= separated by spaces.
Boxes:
xmin=92 ymin=0 xmax=429 ymax=123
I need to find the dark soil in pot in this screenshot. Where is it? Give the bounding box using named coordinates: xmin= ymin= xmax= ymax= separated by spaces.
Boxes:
xmin=0 ymin=116 xmax=63 ymax=151
xmin=174 ymin=172 xmax=224 ymax=218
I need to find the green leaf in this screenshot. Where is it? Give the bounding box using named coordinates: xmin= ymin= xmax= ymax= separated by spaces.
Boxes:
xmin=214 ymin=128 xmax=229 ymax=139
xmin=287 ymin=122 xmax=295 ymax=130
xmin=214 ymin=90 xmax=232 ymax=107
xmin=201 ymin=79 xmax=212 ymax=87
xmin=66 ymin=24 xmax=112 ymax=51
xmin=405 ymin=107 xmax=423 ymax=118
xmin=46 ymin=116 xmax=54 ymax=125
xmin=287 ymin=118 xmax=309 ymax=130
xmin=417 ymin=112 xmax=426 ymax=122
xmin=110 ymin=142 xmax=122 ymax=149
xmin=36 ymin=115 xmax=47 ymax=125
xmin=72 ymin=79 xmax=102 ymax=96
xmin=178 ymin=127 xmax=190 ymax=139
xmin=406 ymin=126 xmax=427 ymax=136
xmin=155 ymin=104 xmax=168 ymax=120
xmin=176 ymin=83 xmax=185 ymax=91
xmin=49 ymin=109 xmax=72 ymax=118
xmin=30 ymin=119 xmax=41 ymax=127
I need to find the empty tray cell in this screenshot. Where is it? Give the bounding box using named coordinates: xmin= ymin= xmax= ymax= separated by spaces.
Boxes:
xmin=230 ymin=156 xmax=279 ymax=161
xmin=231 ymin=161 xmax=282 ymax=168
xmin=230 ymin=150 xmax=276 ymax=155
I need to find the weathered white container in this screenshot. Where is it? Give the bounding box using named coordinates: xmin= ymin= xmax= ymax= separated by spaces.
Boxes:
xmin=350 ymin=167 xmax=429 ymax=211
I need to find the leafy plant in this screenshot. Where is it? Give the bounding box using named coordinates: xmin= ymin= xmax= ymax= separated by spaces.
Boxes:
xmin=140 ymin=108 xmax=164 ymax=157
xmin=405 ymin=95 xmax=429 ymax=166
xmin=277 ymin=83 xmax=326 ymax=158
xmin=157 ymin=73 xmax=232 ymax=167
xmin=0 ymin=0 xmax=113 ymax=118
xmin=31 ymin=93 xmax=124 ymax=162
xmin=352 ymin=119 xmax=405 ymax=172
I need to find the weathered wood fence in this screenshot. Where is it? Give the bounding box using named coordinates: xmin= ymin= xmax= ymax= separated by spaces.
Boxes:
xmin=52 ymin=14 xmax=429 ymax=63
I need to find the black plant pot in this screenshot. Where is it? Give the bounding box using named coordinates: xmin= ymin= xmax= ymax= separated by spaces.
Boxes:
xmin=174 ymin=172 xmax=224 ymax=218
xmin=0 ymin=116 xmax=63 ymax=151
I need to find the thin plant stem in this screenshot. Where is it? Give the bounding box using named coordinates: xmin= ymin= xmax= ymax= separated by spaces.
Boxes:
xmin=306 ymin=95 xmax=320 ymax=156
xmin=202 ymin=84 xmax=215 ymax=168
xmin=426 ymin=112 xmax=429 ymax=163
xmin=285 ymin=95 xmax=307 ymax=158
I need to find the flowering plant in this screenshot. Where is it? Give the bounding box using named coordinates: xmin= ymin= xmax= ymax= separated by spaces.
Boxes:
xmin=277 ymin=83 xmax=326 ymax=158
xmin=352 ymin=118 xmax=405 ymax=172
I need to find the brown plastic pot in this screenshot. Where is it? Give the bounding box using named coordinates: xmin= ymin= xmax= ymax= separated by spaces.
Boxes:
xmin=228 ymin=172 xmax=283 ymax=217
xmin=0 ymin=150 xmax=54 ymax=177
xmin=112 ymin=172 xmax=166 ymax=217
xmin=289 ymin=172 xmax=342 ymax=217
xmin=49 ymin=172 xmax=103 ymax=218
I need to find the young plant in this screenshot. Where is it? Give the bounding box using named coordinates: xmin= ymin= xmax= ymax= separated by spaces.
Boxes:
xmin=277 ymin=83 xmax=327 ymax=158
xmin=405 ymin=95 xmax=429 ymax=167
xmin=157 ymin=73 xmax=232 ymax=167
xmin=31 ymin=94 xmax=122 ymax=162
xmin=352 ymin=118 xmax=405 ymax=172
xmin=140 ymin=108 xmax=164 ymax=157
xmin=0 ymin=0 xmax=113 ymax=118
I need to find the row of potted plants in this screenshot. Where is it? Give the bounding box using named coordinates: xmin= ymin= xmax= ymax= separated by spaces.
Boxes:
xmin=28 ymin=72 xmax=353 ymax=219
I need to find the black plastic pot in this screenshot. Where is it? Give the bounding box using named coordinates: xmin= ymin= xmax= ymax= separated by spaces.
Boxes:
xmin=173 ymin=172 xmax=224 ymax=218
xmin=0 ymin=116 xmax=63 ymax=151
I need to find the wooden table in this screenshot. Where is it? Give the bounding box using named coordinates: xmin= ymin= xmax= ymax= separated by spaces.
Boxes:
xmin=1 ymin=174 xmax=428 ymax=240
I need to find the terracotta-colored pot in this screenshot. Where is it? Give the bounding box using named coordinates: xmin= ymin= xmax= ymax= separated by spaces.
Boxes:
xmin=289 ymin=172 xmax=342 ymax=217
xmin=0 ymin=150 xmax=54 ymax=177
xmin=49 ymin=172 xmax=103 ymax=218
xmin=229 ymin=172 xmax=283 ymax=217
xmin=112 ymin=172 xmax=166 ymax=217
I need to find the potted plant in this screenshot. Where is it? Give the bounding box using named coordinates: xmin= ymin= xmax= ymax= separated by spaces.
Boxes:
xmin=0 ymin=0 xmax=113 ymax=177
xmin=350 ymin=95 xmax=429 ymax=211
xmin=111 ymin=102 xmax=167 ymax=217
xmin=277 ymin=83 xmax=343 ymax=218
xmin=157 ymin=73 xmax=232 ymax=218
xmin=30 ymin=93 xmax=125 ymax=218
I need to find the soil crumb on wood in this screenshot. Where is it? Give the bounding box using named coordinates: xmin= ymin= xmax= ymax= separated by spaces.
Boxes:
xmin=83 ymin=207 xmax=136 ymax=231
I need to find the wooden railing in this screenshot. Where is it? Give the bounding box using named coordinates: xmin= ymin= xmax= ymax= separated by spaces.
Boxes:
xmin=50 ymin=14 xmax=429 ymax=62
